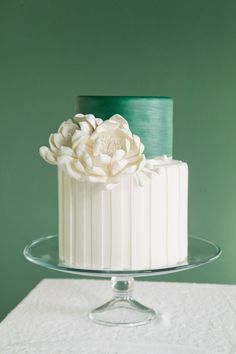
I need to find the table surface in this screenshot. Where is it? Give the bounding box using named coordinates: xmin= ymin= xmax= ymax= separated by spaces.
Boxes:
xmin=0 ymin=279 xmax=236 ymax=354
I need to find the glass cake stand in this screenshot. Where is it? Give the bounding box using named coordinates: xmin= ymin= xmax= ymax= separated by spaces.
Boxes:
xmin=24 ymin=235 xmax=221 ymax=327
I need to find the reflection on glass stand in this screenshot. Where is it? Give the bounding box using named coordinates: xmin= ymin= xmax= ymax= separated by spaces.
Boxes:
xmin=24 ymin=235 xmax=221 ymax=327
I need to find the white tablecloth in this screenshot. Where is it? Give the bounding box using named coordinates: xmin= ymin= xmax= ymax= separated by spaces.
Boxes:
xmin=0 ymin=279 xmax=236 ymax=354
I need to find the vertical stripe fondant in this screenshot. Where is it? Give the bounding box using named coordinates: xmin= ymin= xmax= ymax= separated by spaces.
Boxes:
xmin=150 ymin=170 xmax=168 ymax=268
xmin=111 ymin=183 xmax=122 ymax=269
xmin=58 ymin=160 xmax=188 ymax=270
xmin=63 ymin=171 xmax=73 ymax=265
xmin=91 ymin=184 xmax=103 ymax=268
xmin=101 ymin=190 xmax=111 ymax=269
xmin=131 ymin=175 xmax=150 ymax=269
xmin=74 ymin=181 xmax=84 ymax=267
xmin=167 ymin=165 xmax=179 ymax=265
xmin=84 ymin=182 xmax=92 ymax=268
xmin=179 ymin=163 xmax=188 ymax=262
xmin=58 ymin=168 xmax=64 ymax=263
xmin=121 ymin=175 xmax=131 ymax=269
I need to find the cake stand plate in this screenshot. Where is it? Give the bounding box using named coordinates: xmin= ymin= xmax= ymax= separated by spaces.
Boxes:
xmin=24 ymin=235 xmax=221 ymax=327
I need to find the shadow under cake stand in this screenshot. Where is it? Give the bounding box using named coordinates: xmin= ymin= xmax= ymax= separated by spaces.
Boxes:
xmin=24 ymin=235 xmax=221 ymax=327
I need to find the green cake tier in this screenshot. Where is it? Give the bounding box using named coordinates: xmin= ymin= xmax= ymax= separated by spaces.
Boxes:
xmin=76 ymin=96 xmax=173 ymax=158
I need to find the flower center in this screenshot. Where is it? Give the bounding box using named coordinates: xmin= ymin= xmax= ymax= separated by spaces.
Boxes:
xmin=100 ymin=134 xmax=125 ymax=156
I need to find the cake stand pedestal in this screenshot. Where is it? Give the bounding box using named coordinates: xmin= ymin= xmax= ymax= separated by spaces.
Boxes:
xmin=24 ymin=235 xmax=221 ymax=327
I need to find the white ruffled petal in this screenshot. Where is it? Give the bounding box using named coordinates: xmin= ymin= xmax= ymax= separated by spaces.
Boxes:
xmin=96 ymin=118 xmax=103 ymax=125
xmin=49 ymin=133 xmax=64 ymax=151
xmin=119 ymin=128 xmax=132 ymax=139
xmin=136 ymin=171 xmax=147 ymax=187
xmin=75 ymin=143 xmax=87 ymax=157
xmin=123 ymin=165 xmax=137 ymax=174
xmin=112 ymin=149 xmax=125 ymax=162
xmin=57 ymin=154 xmax=73 ymax=166
xmin=85 ymin=114 xmax=97 ymax=130
xmin=39 ymin=146 xmax=57 ymax=165
xmin=93 ymin=138 xmax=101 ymax=156
xmin=96 ymin=120 xmax=117 ymax=133
xmin=65 ymin=164 xmax=81 ymax=180
xmin=64 ymin=163 xmax=81 ymax=180
xmin=109 ymin=114 xmax=129 ymax=129
xmin=133 ymin=135 xmax=141 ymax=150
xmin=145 ymin=159 xmax=162 ymax=170
xmin=83 ymin=152 xmax=93 ymax=168
xmin=139 ymin=143 xmax=145 ymax=154
xmin=95 ymin=154 xmax=111 ymax=165
xmin=137 ymin=155 xmax=146 ymax=170
xmin=111 ymin=159 xmax=128 ymax=175
xmin=125 ymin=139 xmax=131 ymax=154
xmin=73 ymin=113 xmax=85 ymax=122
xmin=59 ymin=120 xmax=77 ymax=138
xmin=79 ymin=121 xmax=93 ymax=134
xmin=72 ymin=130 xmax=87 ymax=147
xmin=74 ymin=160 xmax=85 ymax=174
xmin=89 ymin=166 xmax=107 ymax=177
xmin=59 ymin=146 xmax=74 ymax=156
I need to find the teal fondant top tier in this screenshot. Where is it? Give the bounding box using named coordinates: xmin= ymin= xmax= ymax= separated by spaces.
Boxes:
xmin=76 ymin=96 xmax=173 ymax=158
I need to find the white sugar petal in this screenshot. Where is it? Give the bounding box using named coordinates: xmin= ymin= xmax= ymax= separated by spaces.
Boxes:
xmin=140 ymin=143 xmax=145 ymax=154
xmin=59 ymin=146 xmax=74 ymax=156
xmin=137 ymin=155 xmax=146 ymax=170
xmin=73 ymin=113 xmax=85 ymax=121
xmin=79 ymin=121 xmax=93 ymax=134
xmin=124 ymin=165 xmax=137 ymax=174
xmin=125 ymin=139 xmax=130 ymax=153
xmin=39 ymin=146 xmax=57 ymax=165
xmin=65 ymin=163 xmax=81 ymax=180
xmin=85 ymin=114 xmax=97 ymax=129
xmin=54 ymin=133 xmax=64 ymax=148
xmin=93 ymin=138 xmax=101 ymax=156
xmin=120 ymin=128 xmax=132 ymax=138
xmin=96 ymin=120 xmax=117 ymax=133
xmin=74 ymin=160 xmax=85 ymax=173
xmin=83 ymin=152 xmax=93 ymax=168
xmin=49 ymin=133 xmax=63 ymax=151
xmin=75 ymin=143 xmax=86 ymax=157
xmin=72 ymin=129 xmax=87 ymax=144
xmin=96 ymin=118 xmax=103 ymax=125
xmin=112 ymin=149 xmax=125 ymax=162
xmin=57 ymin=155 xmax=73 ymax=166
xmin=95 ymin=153 xmax=111 ymax=165
xmin=133 ymin=135 xmax=141 ymax=149
xmin=59 ymin=120 xmax=77 ymax=138
xmin=136 ymin=171 xmax=147 ymax=187
xmin=89 ymin=166 xmax=106 ymax=177
xmin=109 ymin=114 xmax=129 ymax=129
xmin=111 ymin=159 xmax=128 ymax=175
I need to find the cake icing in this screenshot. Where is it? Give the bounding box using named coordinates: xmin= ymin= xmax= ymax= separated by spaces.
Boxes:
xmin=58 ymin=159 xmax=188 ymax=270
xmin=40 ymin=110 xmax=188 ymax=270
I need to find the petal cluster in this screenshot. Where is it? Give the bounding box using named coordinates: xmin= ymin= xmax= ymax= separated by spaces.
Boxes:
xmin=40 ymin=113 xmax=146 ymax=189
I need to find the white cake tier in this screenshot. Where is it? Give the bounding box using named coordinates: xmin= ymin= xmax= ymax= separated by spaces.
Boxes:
xmin=58 ymin=159 xmax=188 ymax=270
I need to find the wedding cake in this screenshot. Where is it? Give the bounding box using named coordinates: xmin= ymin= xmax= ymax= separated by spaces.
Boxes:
xmin=40 ymin=96 xmax=188 ymax=270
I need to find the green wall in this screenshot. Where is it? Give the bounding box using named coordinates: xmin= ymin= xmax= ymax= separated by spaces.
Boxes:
xmin=1 ymin=0 xmax=236 ymax=321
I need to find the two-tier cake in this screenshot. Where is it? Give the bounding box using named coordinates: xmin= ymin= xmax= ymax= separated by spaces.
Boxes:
xmin=40 ymin=96 xmax=188 ymax=270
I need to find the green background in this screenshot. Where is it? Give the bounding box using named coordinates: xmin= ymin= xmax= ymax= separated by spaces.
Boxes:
xmin=1 ymin=0 xmax=236 ymax=321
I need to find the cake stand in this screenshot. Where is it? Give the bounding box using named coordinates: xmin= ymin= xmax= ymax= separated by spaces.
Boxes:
xmin=24 ymin=235 xmax=221 ymax=327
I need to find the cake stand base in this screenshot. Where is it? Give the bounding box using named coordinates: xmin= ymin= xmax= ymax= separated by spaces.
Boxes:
xmin=24 ymin=235 xmax=221 ymax=327
xmin=89 ymin=277 xmax=156 ymax=327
